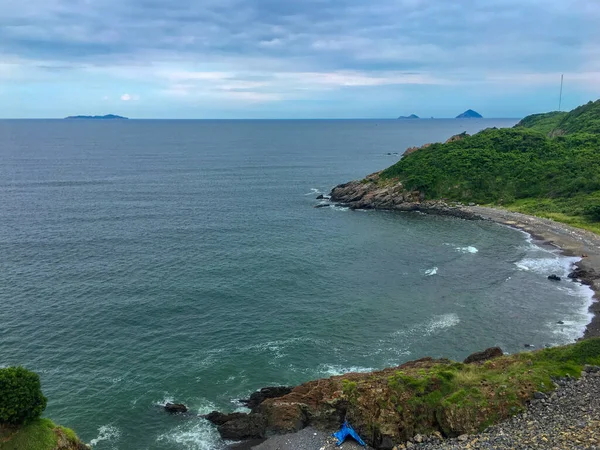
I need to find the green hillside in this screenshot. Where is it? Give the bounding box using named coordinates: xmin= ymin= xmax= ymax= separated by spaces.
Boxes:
xmin=379 ymin=99 xmax=600 ymax=231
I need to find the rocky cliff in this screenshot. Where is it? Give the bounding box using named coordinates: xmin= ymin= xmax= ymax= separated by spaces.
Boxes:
xmin=207 ymin=339 xmax=600 ymax=449
xmin=328 ymin=172 xmax=479 ymax=220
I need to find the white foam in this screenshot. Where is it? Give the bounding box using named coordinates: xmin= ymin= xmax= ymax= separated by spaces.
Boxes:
xmin=157 ymin=421 xmax=222 ymax=450
xmin=422 ymin=313 xmax=460 ymax=335
xmin=392 ymin=313 xmax=460 ymax=338
xmin=456 ymin=246 xmax=478 ymax=254
xmin=305 ymin=188 xmax=323 ymax=196
xmin=90 ymin=425 xmax=121 ymax=447
xmin=514 ymin=255 xmax=579 ymax=277
xmin=153 ymin=395 xmax=175 ymax=407
xmin=330 ymin=205 xmax=349 ymax=211
xmin=317 ymin=364 xmax=375 ymax=377
xmin=424 ymin=267 xmax=438 ymax=276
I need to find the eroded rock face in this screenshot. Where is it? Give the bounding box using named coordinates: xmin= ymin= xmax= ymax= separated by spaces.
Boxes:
xmin=328 ymin=172 xmax=481 ymax=220
xmin=463 ymin=347 xmax=504 ymax=364
xmin=217 ymin=413 xmax=268 ymax=440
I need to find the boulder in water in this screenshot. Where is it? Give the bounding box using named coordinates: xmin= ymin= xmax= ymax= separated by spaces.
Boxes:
xmin=164 ymin=403 xmax=188 ymax=414
xmin=548 ymin=274 xmax=561 ymax=281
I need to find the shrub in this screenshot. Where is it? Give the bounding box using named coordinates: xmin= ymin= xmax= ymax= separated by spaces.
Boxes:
xmin=583 ymin=203 xmax=600 ymax=221
xmin=0 ymin=367 xmax=47 ymax=425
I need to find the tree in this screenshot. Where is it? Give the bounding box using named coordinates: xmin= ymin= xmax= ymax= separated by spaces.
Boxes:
xmin=0 ymin=367 xmax=47 ymax=425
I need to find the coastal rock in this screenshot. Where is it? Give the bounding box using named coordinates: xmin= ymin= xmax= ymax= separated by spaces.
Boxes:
xmin=218 ymin=413 xmax=268 ymax=440
xmin=316 ymin=194 xmax=324 ymax=200
xmin=164 ymin=403 xmax=188 ymax=414
xmin=548 ymin=274 xmax=561 ymax=281
xmin=404 ymin=143 xmax=432 ymax=157
xmin=327 ymin=172 xmax=482 ymax=220
xmin=240 ymin=386 xmax=294 ymax=410
xmin=463 ymin=347 xmax=503 ymax=364
xmin=445 ymin=132 xmax=469 ymax=143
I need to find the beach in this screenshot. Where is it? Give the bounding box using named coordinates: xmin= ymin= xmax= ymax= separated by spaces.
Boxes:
xmin=463 ymin=205 xmax=600 ymax=338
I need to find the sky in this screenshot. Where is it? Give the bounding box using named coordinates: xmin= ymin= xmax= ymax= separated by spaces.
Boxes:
xmin=1 ymin=0 xmax=599 ymax=118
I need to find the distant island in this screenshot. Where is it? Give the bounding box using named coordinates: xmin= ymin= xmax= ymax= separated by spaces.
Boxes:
xmin=397 ymin=114 xmax=419 ymax=119
xmin=456 ymin=109 xmax=483 ymax=118
xmin=65 ymin=114 xmax=128 ymax=120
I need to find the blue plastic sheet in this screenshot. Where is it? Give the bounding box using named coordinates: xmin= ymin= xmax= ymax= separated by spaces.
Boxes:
xmin=332 ymin=421 xmax=367 ymax=447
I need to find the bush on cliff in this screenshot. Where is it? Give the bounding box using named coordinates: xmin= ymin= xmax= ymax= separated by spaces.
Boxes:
xmin=0 ymin=367 xmax=47 ymax=425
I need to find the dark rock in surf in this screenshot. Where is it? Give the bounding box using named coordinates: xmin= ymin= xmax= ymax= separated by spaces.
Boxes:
xmin=164 ymin=403 xmax=188 ymax=414
xmin=463 ymin=347 xmax=503 ymax=364
xmin=240 ymin=386 xmax=294 ymax=410
xmin=548 ymin=274 xmax=561 ymax=281
xmin=316 ymin=194 xmax=324 ymax=200
xmin=222 ymin=415 xmax=267 ymax=440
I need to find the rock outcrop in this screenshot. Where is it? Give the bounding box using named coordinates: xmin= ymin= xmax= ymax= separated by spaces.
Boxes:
xmin=463 ymin=347 xmax=503 ymax=364
xmin=240 ymin=386 xmax=294 ymax=410
xmin=204 ymin=339 xmax=600 ymax=449
xmin=328 ymin=172 xmax=481 ymax=220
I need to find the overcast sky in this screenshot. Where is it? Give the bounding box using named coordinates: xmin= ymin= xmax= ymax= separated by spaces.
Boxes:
xmin=1 ymin=0 xmax=599 ymax=118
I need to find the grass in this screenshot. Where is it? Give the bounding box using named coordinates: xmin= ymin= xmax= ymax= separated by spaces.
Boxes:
xmin=0 ymin=419 xmax=83 ymax=450
xmin=342 ymin=338 xmax=600 ymax=440
xmin=502 ymin=195 xmax=600 ymax=234
xmin=0 ymin=419 xmax=57 ymax=450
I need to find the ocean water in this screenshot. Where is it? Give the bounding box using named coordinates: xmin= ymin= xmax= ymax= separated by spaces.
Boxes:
xmin=0 ymin=119 xmax=593 ymax=450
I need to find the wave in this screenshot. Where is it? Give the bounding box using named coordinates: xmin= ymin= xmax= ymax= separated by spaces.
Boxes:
xmin=456 ymin=246 xmax=478 ymax=254
xmin=514 ymin=255 xmax=579 ymax=277
xmin=316 ymin=364 xmax=375 ymax=377
xmin=424 ymin=267 xmax=438 ymax=276
xmin=304 ymin=188 xmax=323 ymax=196
xmin=90 ymin=425 xmax=121 ymax=447
xmin=392 ymin=313 xmax=460 ymax=338
xmin=152 ymin=395 xmax=175 ymax=407
xmin=330 ymin=205 xmax=349 ymax=211
xmin=157 ymin=421 xmax=222 ymax=450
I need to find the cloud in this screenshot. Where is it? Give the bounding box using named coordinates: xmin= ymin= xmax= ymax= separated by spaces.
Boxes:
xmin=0 ymin=0 xmax=599 ymax=116
xmin=120 ymin=93 xmax=139 ymax=101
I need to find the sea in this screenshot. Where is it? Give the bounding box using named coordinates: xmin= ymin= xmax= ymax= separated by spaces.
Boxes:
xmin=0 ymin=118 xmax=594 ymax=449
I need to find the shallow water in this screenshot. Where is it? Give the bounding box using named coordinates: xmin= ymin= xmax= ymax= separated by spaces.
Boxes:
xmin=0 ymin=119 xmax=592 ymax=449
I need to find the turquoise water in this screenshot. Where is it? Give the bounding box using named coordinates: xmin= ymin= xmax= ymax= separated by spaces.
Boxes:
xmin=0 ymin=119 xmax=593 ymax=449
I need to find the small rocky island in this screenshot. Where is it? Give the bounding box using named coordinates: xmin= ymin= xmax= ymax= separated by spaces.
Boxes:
xmin=397 ymin=114 xmax=420 ymax=119
xmin=455 ymin=109 xmax=482 ymax=118
xmin=64 ymin=114 xmax=128 ymax=120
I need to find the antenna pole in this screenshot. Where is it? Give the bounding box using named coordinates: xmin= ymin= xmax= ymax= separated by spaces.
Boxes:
xmin=558 ymin=74 xmax=564 ymax=111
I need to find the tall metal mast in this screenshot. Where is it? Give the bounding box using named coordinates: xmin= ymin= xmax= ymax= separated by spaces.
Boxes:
xmin=558 ymin=74 xmax=564 ymax=111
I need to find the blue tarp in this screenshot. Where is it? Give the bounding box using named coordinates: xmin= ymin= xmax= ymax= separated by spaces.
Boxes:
xmin=332 ymin=421 xmax=366 ymax=447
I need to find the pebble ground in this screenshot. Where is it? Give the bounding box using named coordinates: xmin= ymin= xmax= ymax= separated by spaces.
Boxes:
xmin=408 ymin=367 xmax=600 ymax=450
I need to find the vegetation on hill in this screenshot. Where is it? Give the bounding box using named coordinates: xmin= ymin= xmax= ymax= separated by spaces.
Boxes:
xmin=514 ymin=111 xmax=567 ymax=135
xmin=0 ymin=367 xmax=86 ymax=450
xmin=379 ymin=99 xmax=600 ymax=231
